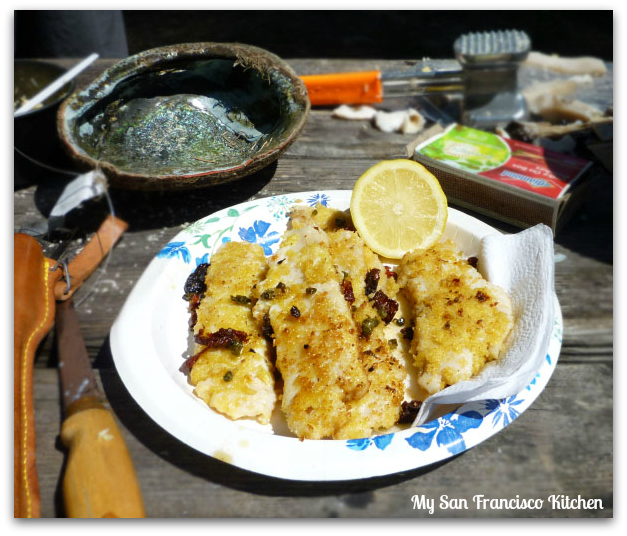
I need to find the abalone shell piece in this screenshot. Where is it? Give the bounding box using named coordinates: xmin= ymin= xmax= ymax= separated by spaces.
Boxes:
xmin=58 ymin=43 xmax=310 ymax=189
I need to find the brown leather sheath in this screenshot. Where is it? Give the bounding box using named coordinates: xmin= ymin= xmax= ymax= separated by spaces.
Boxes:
xmin=53 ymin=215 xmax=129 ymax=302
xmin=14 ymin=215 xmax=128 ymax=518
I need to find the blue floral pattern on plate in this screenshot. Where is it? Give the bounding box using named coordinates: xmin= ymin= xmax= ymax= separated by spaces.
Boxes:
xmin=140 ymin=191 xmax=562 ymax=478
xmin=346 ymin=433 xmax=394 ymax=451
xmin=483 ymin=395 xmax=524 ymax=427
xmin=157 ymin=241 xmax=191 ymax=263
xmin=307 ymin=193 xmax=330 ymax=207
xmin=238 ymin=220 xmax=281 ymax=255
xmin=405 ymin=410 xmax=484 ymax=455
xmin=266 ymin=195 xmax=294 ymax=220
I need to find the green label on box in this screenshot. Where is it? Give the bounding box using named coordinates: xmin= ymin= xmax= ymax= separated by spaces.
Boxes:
xmin=418 ymin=124 xmax=511 ymax=173
xmin=416 ymin=124 xmax=592 ymax=200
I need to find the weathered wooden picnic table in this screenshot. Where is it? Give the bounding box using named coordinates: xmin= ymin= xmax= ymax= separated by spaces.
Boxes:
xmin=14 ymin=57 xmax=612 ymax=518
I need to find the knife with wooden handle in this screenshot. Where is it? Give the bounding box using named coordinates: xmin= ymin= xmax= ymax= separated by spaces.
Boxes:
xmin=14 ymin=217 xmax=137 ymax=518
xmin=56 ymin=298 xmax=145 ymax=518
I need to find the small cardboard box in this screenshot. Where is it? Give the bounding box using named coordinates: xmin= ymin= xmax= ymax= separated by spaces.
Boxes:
xmin=412 ymin=124 xmax=594 ymax=233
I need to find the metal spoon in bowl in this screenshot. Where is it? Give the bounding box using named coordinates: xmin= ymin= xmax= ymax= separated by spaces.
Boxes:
xmin=14 ymin=53 xmax=99 ymax=117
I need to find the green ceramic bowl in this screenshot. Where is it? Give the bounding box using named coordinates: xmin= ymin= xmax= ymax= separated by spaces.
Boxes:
xmin=57 ymin=43 xmax=310 ymax=190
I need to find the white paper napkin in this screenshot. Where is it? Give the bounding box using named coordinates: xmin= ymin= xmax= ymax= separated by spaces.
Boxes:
xmin=413 ymin=224 xmax=556 ymax=425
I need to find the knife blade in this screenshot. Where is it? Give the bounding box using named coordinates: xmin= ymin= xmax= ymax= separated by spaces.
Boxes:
xmin=55 ymin=298 xmax=145 ymax=518
xmin=56 ymin=299 xmax=100 ymax=410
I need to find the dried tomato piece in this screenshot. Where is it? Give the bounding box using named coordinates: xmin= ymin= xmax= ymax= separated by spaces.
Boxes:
xmin=181 ymin=348 xmax=206 ymax=372
xmin=183 ymin=263 xmax=209 ymax=300
xmin=195 ymin=327 xmax=248 ymax=356
xmin=400 ymin=326 xmax=414 ymax=341
xmin=340 ymin=279 xmax=355 ymax=304
xmin=364 ymin=268 xmax=380 ymax=295
xmin=398 ymin=400 xmax=422 ymax=423
xmin=370 ymin=290 xmax=399 ymax=324
xmin=187 ymin=293 xmax=202 ymax=328
xmin=384 ymin=265 xmax=398 ymax=281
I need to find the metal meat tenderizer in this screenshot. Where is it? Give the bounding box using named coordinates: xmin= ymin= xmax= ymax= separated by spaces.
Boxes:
xmin=301 ymin=29 xmax=532 ymax=127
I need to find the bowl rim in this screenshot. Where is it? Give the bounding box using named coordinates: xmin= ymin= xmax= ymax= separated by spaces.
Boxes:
xmin=14 ymin=59 xmax=76 ymax=117
xmin=56 ymin=42 xmax=311 ymax=190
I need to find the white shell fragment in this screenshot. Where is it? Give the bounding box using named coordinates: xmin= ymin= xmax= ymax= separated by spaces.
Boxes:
xmin=332 ymin=104 xmax=377 ymax=120
xmin=332 ymin=105 xmax=426 ymax=135
xmin=374 ymin=108 xmax=426 ymax=134
xmin=402 ymin=109 xmax=427 ymax=134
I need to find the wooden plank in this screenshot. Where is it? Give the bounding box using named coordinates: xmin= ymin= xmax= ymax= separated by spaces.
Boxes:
xmin=19 ymin=57 xmax=613 ymax=518
xmin=34 ymin=361 xmax=611 ymax=518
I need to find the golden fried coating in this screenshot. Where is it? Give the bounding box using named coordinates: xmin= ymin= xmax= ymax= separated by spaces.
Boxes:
xmin=253 ymin=208 xmax=369 ymax=440
xmin=190 ymin=241 xmax=275 ymax=424
xmin=185 ymin=204 xmax=515 ymax=439
xmin=327 ymin=228 xmax=406 ymax=439
xmin=397 ymin=240 xmax=514 ymax=395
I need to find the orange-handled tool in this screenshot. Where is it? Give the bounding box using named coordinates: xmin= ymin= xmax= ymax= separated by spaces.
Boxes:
xmin=299 ymin=30 xmax=531 ymax=113
xmin=300 ymin=67 xmax=465 ymax=106
xmin=300 ymin=70 xmax=384 ymax=106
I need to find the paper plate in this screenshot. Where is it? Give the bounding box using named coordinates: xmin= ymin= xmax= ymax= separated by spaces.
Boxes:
xmin=110 ymin=190 xmax=562 ymax=481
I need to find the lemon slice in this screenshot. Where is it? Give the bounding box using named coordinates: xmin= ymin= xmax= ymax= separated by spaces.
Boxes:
xmin=350 ymin=159 xmax=448 ymax=259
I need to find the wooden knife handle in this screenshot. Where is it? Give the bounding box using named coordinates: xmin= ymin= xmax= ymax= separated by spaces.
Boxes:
xmin=60 ymin=399 xmax=145 ymax=518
